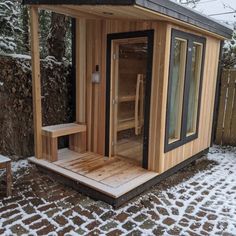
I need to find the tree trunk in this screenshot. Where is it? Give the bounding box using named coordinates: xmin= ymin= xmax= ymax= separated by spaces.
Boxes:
xmin=22 ymin=6 xmax=29 ymax=53
xmin=47 ymin=12 xmax=67 ymax=61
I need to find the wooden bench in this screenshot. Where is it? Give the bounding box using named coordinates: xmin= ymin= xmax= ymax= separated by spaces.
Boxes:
xmin=42 ymin=123 xmax=87 ymax=162
xmin=0 ymin=155 xmax=12 ymax=196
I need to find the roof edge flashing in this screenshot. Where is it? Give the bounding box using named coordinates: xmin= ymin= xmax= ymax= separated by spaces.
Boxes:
xmin=22 ymin=0 xmax=135 ymax=5
xmin=135 ymin=0 xmax=233 ymax=39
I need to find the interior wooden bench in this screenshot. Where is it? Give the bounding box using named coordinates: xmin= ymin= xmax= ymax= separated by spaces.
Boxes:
xmin=42 ymin=123 xmax=86 ymax=162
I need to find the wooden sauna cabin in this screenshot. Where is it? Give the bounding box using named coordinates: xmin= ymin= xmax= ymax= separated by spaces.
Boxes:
xmin=24 ymin=0 xmax=233 ymax=207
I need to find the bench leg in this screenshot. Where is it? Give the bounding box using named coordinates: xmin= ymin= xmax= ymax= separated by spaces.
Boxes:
xmin=49 ymin=137 xmax=58 ymax=162
xmin=69 ymin=132 xmax=86 ymax=153
xmin=42 ymin=135 xmax=58 ymax=162
xmin=6 ymin=162 xmax=12 ymax=197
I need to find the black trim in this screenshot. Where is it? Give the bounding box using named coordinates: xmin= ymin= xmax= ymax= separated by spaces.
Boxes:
xmin=211 ymin=40 xmax=224 ymax=146
xmin=165 ymin=29 xmax=206 ymax=153
xmin=22 ymin=0 xmax=233 ymax=39
xmin=35 ymin=148 xmax=209 ymax=208
xmin=23 ymin=0 xmax=135 ymax=4
xmin=105 ymin=30 xmax=154 ymax=169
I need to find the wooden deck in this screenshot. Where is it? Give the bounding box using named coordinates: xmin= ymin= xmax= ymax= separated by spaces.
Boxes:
xmin=29 ymin=149 xmax=158 ymax=199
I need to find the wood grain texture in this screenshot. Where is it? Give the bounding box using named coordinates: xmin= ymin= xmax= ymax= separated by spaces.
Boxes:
xmin=162 ymin=33 xmax=221 ymax=173
xmin=42 ymin=123 xmax=86 ymax=137
xmin=29 ymin=6 xmax=42 ymax=159
xmin=215 ymin=70 xmax=236 ymax=145
xmin=30 ymin=4 xmax=222 ymax=174
xmin=86 ymin=20 xmax=156 ymax=157
xmin=38 ymin=4 xmax=226 ymax=40
xmin=29 ymin=149 xmax=158 ymax=198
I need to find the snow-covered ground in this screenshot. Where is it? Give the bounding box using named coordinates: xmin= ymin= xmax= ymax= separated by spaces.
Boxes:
xmin=0 ymin=145 xmax=236 ymax=235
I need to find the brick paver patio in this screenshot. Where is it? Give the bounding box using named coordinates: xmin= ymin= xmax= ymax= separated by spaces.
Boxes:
xmin=0 ymin=145 xmax=236 ymax=235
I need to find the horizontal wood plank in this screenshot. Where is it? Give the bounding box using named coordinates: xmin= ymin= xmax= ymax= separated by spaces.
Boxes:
xmin=28 ymin=149 xmax=158 ymax=198
xmin=42 ymin=123 xmax=86 ymax=138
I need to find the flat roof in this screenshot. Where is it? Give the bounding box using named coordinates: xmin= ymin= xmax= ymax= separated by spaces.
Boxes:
xmin=23 ymin=0 xmax=233 ymax=38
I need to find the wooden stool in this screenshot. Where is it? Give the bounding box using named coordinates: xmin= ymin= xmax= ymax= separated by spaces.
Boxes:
xmin=0 ymin=155 xmax=12 ymax=196
xmin=42 ymin=123 xmax=87 ymax=162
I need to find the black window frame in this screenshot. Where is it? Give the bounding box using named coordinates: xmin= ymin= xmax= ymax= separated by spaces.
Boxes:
xmin=164 ymin=29 xmax=206 ymax=153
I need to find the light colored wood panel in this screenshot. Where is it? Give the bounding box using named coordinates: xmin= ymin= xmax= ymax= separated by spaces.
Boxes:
xmin=54 ymin=151 xmax=93 ymax=165
xmin=42 ymin=123 xmax=86 ymax=138
xmin=162 ymin=33 xmax=221 ymax=172
xmin=29 ymin=156 xmax=119 ymax=197
xmin=102 ymin=166 xmax=146 ymax=188
xmin=76 ymin=19 xmax=87 ymax=123
xmin=207 ymin=40 xmax=220 ymax=147
xmin=86 ymin=159 xmax=127 ymax=181
xmin=29 ymin=6 xmax=42 ymax=159
xmin=97 ymin=19 xmax=107 ymax=155
xmin=156 ymin=24 xmax=172 ymax=173
xmin=38 ymin=5 xmax=99 ymax=19
xmin=86 ymin=20 xmax=94 ymax=151
xmin=29 ymin=150 xmax=158 ymax=198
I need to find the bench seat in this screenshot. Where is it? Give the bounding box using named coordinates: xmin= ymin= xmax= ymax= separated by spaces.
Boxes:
xmin=42 ymin=123 xmax=86 ymax=138
xmin=42 ymin=123 xmax=87 ymax=162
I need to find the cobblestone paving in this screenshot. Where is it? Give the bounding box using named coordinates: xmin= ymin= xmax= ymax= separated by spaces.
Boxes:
xmin=0 ymin=145 xmax=236 ymax=235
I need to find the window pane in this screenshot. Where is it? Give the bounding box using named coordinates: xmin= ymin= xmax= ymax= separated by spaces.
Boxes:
xmin=168 ymin=38 xmax=187 ymax=143
xmin=187 ymin=43 xmax=203 ymax=135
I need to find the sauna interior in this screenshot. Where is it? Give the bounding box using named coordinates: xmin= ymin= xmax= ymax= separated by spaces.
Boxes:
xmin=112 ymin=38 xmax=147 ymax=164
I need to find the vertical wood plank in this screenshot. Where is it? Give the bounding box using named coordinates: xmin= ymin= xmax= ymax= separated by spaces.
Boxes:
xmin=76 ymin=18 xmax=86 ymax=123
xmin=215 ymin=70 xmax=229 ymax=144
xmin=86 ymin=20 xmax=93 ymax=151
xmin=207 ymin=41 xmax=220 ymax=146
xmin=97 ymin=19 xmax=107 ymax=155
xmin=222 ymin=71 xmax=235 ymax=144
xmin=50 ymin=137 xmax=58 ymax=162
xmin=75 ymin=19 xmax=87 ymax=152
xmin=158 ymin=24 xmax=172 ymax=173
xmin=29 ymin=6 xmax=42 ymax=159
xmin=229 ymin=71 xmax=236 ymax=145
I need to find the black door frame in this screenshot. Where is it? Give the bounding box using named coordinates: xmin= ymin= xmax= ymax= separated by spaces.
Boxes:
xmin=105 ymin=29 xmax=154 ymax=169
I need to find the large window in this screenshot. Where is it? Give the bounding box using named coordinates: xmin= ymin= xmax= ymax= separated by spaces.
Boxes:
xmin=165 ymin=30 xmax=205 ymax=152
xmin=168 ymin=38 xmax=187 ymax=143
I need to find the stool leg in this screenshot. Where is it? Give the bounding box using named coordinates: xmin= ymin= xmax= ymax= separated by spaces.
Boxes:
xmin=50 ymin=137 xmax=58 ymax=162
xmin=6 ymin=162 xmax=12 ymax=197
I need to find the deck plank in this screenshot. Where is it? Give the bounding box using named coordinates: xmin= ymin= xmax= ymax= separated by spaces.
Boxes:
xmin=28 ymin=149 xmax=158 ymax=198
xmin=61 ymin=154 xmax=100 ymax=168
xmin=102 ymin=166 xmax=146 ymax=188
xmin=86 ymin=160 xmax=129 ymax=181
xmin=55 ymin=150 xmax=93 ymax=164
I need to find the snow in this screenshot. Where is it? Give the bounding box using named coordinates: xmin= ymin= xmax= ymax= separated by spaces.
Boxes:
xmin=0 ymin=53 xmax=31 ymax=60
xmin=0 ymin=158 xmax=29 ymax=178
xmin=0 ymin=145 xmax=236 ymax=235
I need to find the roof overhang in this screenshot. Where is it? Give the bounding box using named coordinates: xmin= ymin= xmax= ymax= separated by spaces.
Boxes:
xmin=23 ymin=0 xmax=233 ymax=39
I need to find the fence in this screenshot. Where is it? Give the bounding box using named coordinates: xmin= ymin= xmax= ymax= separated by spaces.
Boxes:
xmin=215 ymin=69 xmax=236 ymax=146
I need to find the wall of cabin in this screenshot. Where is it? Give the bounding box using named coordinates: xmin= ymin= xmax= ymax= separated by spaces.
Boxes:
xmin=77 ymin=18 xmax=220 ymax=174
xmin=81 ymin=19 xmax=168 ymax=163
xmin=159 ymin=25 xmax=221 ymax=173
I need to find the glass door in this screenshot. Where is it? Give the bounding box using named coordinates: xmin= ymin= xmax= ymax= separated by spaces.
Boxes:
xmin=110 ymin=37 xmax=148 ymax=165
